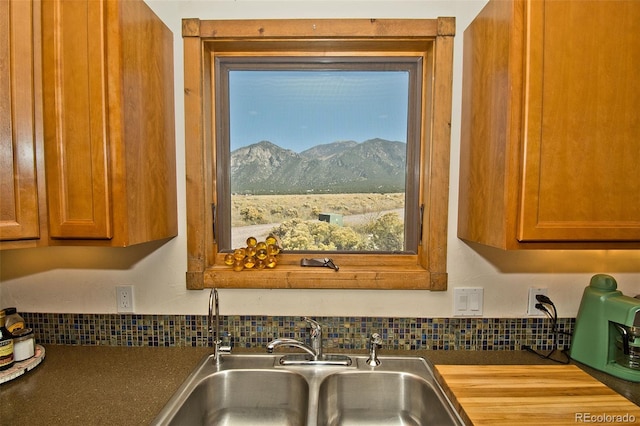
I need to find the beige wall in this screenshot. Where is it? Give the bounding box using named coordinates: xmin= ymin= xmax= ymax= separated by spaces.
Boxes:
xmin=1 ymin=0 xmax=638 ymax=317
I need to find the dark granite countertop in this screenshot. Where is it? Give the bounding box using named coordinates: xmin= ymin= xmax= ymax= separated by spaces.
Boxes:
xmin=2 ymin=345 xmax=638 ymax=425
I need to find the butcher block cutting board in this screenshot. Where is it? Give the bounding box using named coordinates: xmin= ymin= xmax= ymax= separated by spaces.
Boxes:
xmin=435 ymin=365 xmax=640 ymax=425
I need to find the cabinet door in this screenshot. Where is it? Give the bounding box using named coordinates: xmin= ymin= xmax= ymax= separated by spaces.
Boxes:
xmin=0 ymin=0 xmax=40 ymax=241
xmin=42 ymin=0 xmax=112 ymax=240
xmin=519 ymin=0 xmax=640 ymax=241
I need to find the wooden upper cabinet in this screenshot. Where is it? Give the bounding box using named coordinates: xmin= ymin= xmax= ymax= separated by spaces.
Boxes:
xmin=42 ymin=0 xmax=111 ymax=240
xmin=41 ymin=0 xmax=177 ymax=246
xmin=458 ymin=0 xmax=640 ymax=249
xmin=0 ymin=0 xmax=46 ymax=247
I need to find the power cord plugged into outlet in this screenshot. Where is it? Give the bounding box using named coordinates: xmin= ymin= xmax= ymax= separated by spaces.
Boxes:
xmin=522 ymin=294 xmax=572 ymax=364
xmin=535 ymin=294 xmax=553 ymax=305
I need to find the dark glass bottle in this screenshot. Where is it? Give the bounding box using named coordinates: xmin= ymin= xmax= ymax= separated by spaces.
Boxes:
xmin=0 ymin=310 xmax=15 ymax=371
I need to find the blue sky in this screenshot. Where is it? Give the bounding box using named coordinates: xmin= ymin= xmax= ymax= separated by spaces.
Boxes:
xmin=229 ymin=70 xmax=409 ymax=152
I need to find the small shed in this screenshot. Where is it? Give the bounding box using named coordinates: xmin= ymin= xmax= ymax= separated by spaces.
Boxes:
xmin=318 ymin=213 xmax=343 ymax=226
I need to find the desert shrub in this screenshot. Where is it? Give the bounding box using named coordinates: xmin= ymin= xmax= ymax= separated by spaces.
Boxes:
xmin=270 ymin=206 xmax=284 ymax=215
xmin=285 ymin=207 xmax=299 ymax=218
xmin=361 ymin=212 xmax=404 ymax=251
xmin=239 ymin=206 xmax=266 ymax=224
xmin=270 ymin=219 xmax=364 ymax=251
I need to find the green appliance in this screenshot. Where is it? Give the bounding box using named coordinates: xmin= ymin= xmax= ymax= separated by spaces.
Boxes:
xmin=571 ymin=274 xmax=640 ymax=382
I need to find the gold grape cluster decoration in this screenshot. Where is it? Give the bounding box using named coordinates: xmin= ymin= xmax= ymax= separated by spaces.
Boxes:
xmin=224 ymin=235 xmax=282 ymax=271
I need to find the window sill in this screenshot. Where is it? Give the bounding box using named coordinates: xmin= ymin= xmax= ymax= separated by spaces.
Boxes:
xmin=194 ymin=262 xmax=443 ymax=290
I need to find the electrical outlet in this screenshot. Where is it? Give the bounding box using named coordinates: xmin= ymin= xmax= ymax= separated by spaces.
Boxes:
xmin=116 ymin=285 xmax=134 ymax=313
xmin=527 ymin=287 xmax=548 ymax=316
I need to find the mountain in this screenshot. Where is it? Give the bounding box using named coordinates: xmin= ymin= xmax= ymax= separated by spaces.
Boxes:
xmin=299 ymin=140 xmax=359 ymax=160
xmin=230 ymin=138 xmax=406 ymax=194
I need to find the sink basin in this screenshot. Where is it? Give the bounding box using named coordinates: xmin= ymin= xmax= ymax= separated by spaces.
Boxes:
xmin=152 ymin=354 xmax=463 ymax=426
xmin=164 ymin=369 xmax=309 ymax=426
xmin=317 ymin=371 xmax=454 ymax=426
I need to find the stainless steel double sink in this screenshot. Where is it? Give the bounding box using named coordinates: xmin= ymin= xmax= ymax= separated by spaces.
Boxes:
xmin=152 ymin=353 xmax=464 ymax=426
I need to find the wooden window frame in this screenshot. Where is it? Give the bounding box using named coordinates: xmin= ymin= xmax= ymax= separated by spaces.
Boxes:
xmin=182 ymin=18 xmax=455 ymax=290
xmin=216 ymin=58 xmax=423 ymax=254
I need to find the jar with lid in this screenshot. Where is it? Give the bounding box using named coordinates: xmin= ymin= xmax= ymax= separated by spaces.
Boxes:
xmin=0 ymin=310 xmax=15 ymax=371
xmin=12 ymin=328 xmax=35 ymax=362
xmin=3 ymin=307 xmax=25 ymax=333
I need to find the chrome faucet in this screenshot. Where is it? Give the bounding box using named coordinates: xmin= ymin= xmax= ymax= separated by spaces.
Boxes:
xmin=266 ymin=337 xmax=318 ymax=359
xmin=366 ymin=332 xmax=383 ymax=366
xmin=306 ymin=317 xmax=323 ymax=360
xmin=266 ymin=317 xmax=351 ymax=366
xmin=267 ymin=317 xmax=323 ymax=361
xmin=209 ymin=288 xmax=231 ymax=365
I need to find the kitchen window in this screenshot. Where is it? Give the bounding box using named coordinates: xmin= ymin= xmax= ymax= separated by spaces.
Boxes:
xmin=183 ymin=18 xmax=455 ymax=290
xmin=218 ymin=59 xmax=422 ymax=253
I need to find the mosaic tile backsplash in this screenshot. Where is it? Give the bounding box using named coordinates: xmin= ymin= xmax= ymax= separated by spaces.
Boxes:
xmin=20 ymin=313 xmax=574 ymax=351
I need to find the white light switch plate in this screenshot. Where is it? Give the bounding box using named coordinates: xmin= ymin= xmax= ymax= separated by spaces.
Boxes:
xmin=454 ymin=288 xmax=483 ymax=316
